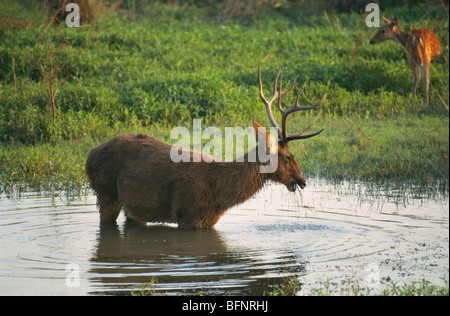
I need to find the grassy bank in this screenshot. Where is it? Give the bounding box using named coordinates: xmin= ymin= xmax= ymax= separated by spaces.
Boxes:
xmin=1 ymin=115 xmax=448 ymax=193
xmin=130 ymin=275 xmax=449 ymax=296
xmin=265 ymin=276 xmax=449 ymax=296
xmin=0 ymin=1 xmax=448 ymax=193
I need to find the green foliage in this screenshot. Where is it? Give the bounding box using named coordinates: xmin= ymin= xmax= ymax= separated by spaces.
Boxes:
xmin=379 ymin=279 xmax=450 ymax=296
xmin=0 ymin=1 xmax=448 ymax=191
xmin=263 ymin=275 xmax=449 ymax=296
xmin=264 ymin=275 xmax=301 ymax=296
xmin=131 ymin=277 xmax=159 ymax=296
xmin=0 ymin=141 xmax=90 ymax=191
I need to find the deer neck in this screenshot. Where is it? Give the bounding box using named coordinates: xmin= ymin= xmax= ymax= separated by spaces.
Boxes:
xmin=392 ymin=26 xmax=410 ymax=49
xmin=208 ymin=146 xmax=269 ymax=211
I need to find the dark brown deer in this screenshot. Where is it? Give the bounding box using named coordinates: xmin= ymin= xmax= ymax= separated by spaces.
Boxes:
xmin=85 ymin=64 xmax=326 ymax=229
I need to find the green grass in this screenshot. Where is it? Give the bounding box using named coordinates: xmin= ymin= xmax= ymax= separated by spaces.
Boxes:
xmin=1 ymin=115 xmax=447 ymax=193
xmin=130 ymin=275 xmax=449 ymax=296
xmin=264 ymin=276 xmax=449 ymax=296
xmin=309 ymin=278 xmax=450 ymax=296
xmin=131 ymin=277 xmax=159 ymax=297
xmin=0 ymin=1 xmax=448 ymax=192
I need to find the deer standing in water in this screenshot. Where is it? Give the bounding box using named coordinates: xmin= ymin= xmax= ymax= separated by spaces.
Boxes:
xmin=370 ymin=16 xmax=441 ymax=103
xmin=85 ymin=64 xmax=326 ymax=229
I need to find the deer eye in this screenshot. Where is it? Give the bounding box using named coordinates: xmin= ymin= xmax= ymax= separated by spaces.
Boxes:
xmin=381 ymin=29 xmax=386 ymax=34
xmin=286 ymin=155 xmax=292 ymax=163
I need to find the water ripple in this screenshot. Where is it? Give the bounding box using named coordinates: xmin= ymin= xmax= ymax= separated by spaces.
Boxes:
xmin=0 ymin=181 xmax=448 ymax=295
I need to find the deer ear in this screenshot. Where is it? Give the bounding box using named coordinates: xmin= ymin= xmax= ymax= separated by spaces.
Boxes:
xmin=252 ymin=120 xmax=266 ymax=143
xmin=382 ymin=16 xmax=391 ymax=25
xmin=252 ymin=120 xmax=278 ymax=155
xmin=266 ymin=132 xmax=278 ymax=155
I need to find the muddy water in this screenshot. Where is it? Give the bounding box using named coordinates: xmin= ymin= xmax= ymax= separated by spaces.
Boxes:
xmin=0 ymin=181 xmax=448 ymax=295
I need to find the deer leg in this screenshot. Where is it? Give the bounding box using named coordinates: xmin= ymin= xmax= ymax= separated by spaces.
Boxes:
xmin=423 ymin=63 xmax=431 ymax=103
xmin=123 ymin=208 xmax=147 ymax=226
xmin=409 ymin=59 xmax=420 ymax=96
xmin=411 ymin=68 xmax=420 ymax=95
xmin=97 ymin=195 xmax=122 ymax=223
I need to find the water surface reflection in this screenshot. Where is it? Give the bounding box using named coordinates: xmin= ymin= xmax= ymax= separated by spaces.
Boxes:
xmin=0 ymin=181 xmax=448 ymax=295
xmin=90 ymin=220 xmax=304 ymax=295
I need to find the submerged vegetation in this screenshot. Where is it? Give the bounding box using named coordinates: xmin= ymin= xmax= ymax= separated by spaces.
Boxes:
xmin=0 ymin=0 xmax=448 ymax=193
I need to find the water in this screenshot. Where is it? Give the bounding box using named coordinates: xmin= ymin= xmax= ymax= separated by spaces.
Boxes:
xmin=0 ymin=180 xmax=448 ymax=295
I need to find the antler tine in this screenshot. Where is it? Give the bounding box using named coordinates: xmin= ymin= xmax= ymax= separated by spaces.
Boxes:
xmin=282 ymin=92 xmax=327 ymax=141
xmin=277 ymin=73 xmax=300 ymax=112
xmin=286 ymin=128 xmax=325 ymax=141
xmin=298 ymin=91 xmax=327 ymax=111
xmin=280 ymin=73 xmax=299 ymax=96
xmin=276 ymin=70 xmax=299 ymax=101
xmin=288 ymin=82 xmax=327 ymax=114
xmin=274 ymin=68 xmax=300 ymax=140
xmin=277 ymin=73 xmax=287 ymax=140
xmin=277 ymin=72 xmax=283 ymax=113
xmin=271 ymin=65 xmax=282 ymax=103
xmin=276 ymin=74 xmax=289 ymax=141
xmin=272 ymin=64 xmax=299 ymax=98
xmin=258 ymin=63 xmax=325 ymax=142
xmin=285 ymin=115 xmax=324 ymax=141
xmin=279 ymin=76 xmax=327 ymax=142
xmin=294 ymin=81 xmax=307 ymax=110
xmin=258 ymin=62 xmax=282 ymax=138
xmin=289 ymin=115 xmax=319 ymax=137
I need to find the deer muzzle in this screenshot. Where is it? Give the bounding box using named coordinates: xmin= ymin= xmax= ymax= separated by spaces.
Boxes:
xmin=287 ymin=177 xmax=306 ymax=192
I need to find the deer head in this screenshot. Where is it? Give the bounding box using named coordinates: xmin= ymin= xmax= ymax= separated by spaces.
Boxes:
xmin=369 ymin=16 xmax=399 ymax=45
xmin=256 ymin=63 xmax=326 ymax=192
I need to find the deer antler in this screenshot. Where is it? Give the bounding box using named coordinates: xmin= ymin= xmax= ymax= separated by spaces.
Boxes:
xmin=258 ymin=63 xmax=326 ymax=143
xmin=258 ymin=62 xmax=298 ymax=140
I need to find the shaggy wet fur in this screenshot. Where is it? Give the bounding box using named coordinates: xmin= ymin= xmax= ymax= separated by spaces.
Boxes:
xmin=85 ymin=132 xmax=305 ymax=229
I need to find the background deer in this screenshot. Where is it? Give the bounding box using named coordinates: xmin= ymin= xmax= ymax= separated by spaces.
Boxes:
xmin=85 ymin=64 xmax=326 ymax=229
xmin=370 ymin=16 xmax=441 ymax=103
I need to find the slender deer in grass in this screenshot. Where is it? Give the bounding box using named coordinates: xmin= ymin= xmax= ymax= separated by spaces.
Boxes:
xmin=370 ymin=16 xmax=441 ymax=103
xmin=85 ymin=64 xmax=326 ymax=229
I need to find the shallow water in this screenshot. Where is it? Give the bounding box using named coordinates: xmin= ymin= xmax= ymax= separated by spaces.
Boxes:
xmin=0 ymin=180 xmax=448 ymax=295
